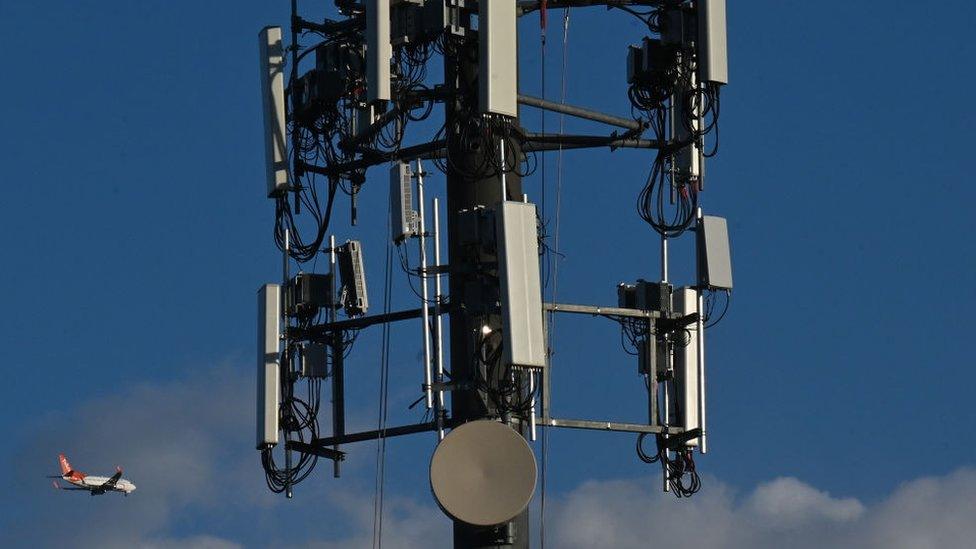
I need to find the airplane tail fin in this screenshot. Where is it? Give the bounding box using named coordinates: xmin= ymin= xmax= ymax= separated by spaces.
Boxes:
xmin=58 ymin=454 xmax=71 ymax=475
xmin=58 ymin=454 xmax=84 ymax=479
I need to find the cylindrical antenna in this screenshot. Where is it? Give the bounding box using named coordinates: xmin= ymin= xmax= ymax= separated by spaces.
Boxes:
xmin=668 ymin=93 xmax=676 ymax=205
xmin=698 ymin=86 xmax=707 ymax=192
xmin=283 ymin=228 xmax=292 ymax=498
xmin=283 ymin=228 xmax=290 ymax=286
xmin=329 ymin=234 xmax=336 ymax=324
xmin=696 ymin=207 xmax=708 ymax=453
xmin=662 ymin=377 xmax=670 ymax=492
xmin=661 ymin=230 xmax=670 ymax=492
xmin=433 ymin=197 xmax=445 ymax=440
xmin=529 ymin=369 xmax=537 ymax=441
xmin=417 ymin=160 xmax=434 ymax=410
xmin=661 ymin=237 xmax=669 ymax=284
xmin=500 ymin=138 xmax=508 ymax=200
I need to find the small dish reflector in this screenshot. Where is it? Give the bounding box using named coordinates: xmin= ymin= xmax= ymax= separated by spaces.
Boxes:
xmin=429 ymin=420 xmax=537 ymax=526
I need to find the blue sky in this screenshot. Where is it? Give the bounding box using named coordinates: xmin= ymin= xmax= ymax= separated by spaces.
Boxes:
xmin=2 ymin=1 xmax=976 ymax=547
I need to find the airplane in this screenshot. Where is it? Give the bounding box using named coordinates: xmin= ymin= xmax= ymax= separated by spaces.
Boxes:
xmin=48 ymin=454 xmax=136 ymax=496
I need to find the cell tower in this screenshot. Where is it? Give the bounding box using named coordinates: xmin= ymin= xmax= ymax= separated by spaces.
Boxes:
xmin=256 ymin=1 xmax=732 ymax=547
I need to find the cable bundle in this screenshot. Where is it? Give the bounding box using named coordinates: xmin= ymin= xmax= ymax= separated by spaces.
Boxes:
xmin=637 ymin=432 xmax=702 ymax=498
xmin=473 ymin=330 xmax=540 ymax=419
xmin=262 ymin=374 xmax=323 ymax=493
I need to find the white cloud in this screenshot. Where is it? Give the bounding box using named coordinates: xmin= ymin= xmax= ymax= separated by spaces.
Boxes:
xmin=745 ymin=476 xmax=865 ymax=528
xmin=6 ymin=362 xmax=976 ymax=549
xmin=545 ymin=470 xmax=976 ymax=549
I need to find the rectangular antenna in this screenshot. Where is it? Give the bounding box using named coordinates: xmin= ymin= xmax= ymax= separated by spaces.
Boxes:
xmin=479 ymin=0 xmax=518 ymax=117
xmin=366 ymin=0 xmax=392 ymax=103
xmin=390 ymin=162 xmax=417 ymax=242
xmin=257 ymin=284 xmax=281 ymax=448
xmin=697 ymin=0 xmax=728 ymax=85
xmin=338 ymin=240 xmax=369 ymax=316
xmin=697 ymin=215 xmax=733 ymax=290
xmin=259 ymin=27 xmax=288 ymax=197
xmin=496 ymin=201 xmax=546 ymax=369
xmin=673 ymin=287 xmax=700 ymax=446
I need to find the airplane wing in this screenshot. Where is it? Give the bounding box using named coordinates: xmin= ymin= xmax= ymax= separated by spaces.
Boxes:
xmin=101 ymin=467 xmax=123 ymax=490
xmin=52 ymin=480 xmax=89 ymax=491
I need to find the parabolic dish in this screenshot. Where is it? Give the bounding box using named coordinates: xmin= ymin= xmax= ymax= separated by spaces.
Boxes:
xmin=429 ymin=419 xmax=537 ymax=526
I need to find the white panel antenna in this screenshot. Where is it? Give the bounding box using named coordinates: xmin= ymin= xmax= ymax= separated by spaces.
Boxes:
xmin=698 ymin=0 xmax=728 ymax=85
xmin=366 ymin=0 xmax=392 ymax=103
xmin=257 ymin=284 xmax=281 ymax=448
xmin=479 ymin=0 xmax=518 ymax=117
xmin=259 ymin=27 xmax=289 ymax=197
xmin=697 ymin=215 xmax=733 ymax=290
xmin=496 ymin=201 xmax=546 ymax=369
xmin=673 ymin=287 xmax=700 ymax=447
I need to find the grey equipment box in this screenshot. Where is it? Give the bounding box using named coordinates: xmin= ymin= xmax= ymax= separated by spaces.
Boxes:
xmin=299 ymin=342 xmax=329 ymax=379
xmin=285 ymin=273 xmax=333 ymax=318
xmin=390 ymin=162 xmax=417 ymax=243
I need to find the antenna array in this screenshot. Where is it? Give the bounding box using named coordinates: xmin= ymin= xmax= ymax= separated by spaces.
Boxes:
xmin=256 ymin=2 xmax=733 ymax=547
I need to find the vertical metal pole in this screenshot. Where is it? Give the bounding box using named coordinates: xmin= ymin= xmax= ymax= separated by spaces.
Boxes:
xmin=660 ymin=234 xmax=670 ymax=492
xmin=433 ymin=197 xmax=446 ymax=440
xmin=330 ymin=235 xmax=344 ymax=476
xmin=696 ymin=208 xmax=708 ymax=454
xmin=283 ymin=229 xmax=293 ymax=498
xmin=417 ymin=161 xmax=434 ymax=409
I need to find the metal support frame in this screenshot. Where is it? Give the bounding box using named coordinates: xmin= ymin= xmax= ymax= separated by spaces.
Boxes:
xmin=289 ymin=419 xmax=457 ymax=451
xmin=522 ymin=132 xmax=662 ymax=151
xmin=301 ymin=130 xmax=664 ymax=180
xmin=292 ymin=302 xmax=451 ymax=340
xmin=517 ymin=0 xmax=662 ymax=16
xmin=543 ymin=301 xmax=662 ymax=319
xmin=538 ymin=301 xmax=673 ymax=443
xmin=518 ymin=94 xmax=643 ymax=131
xmin=537 ymin=417 xmax=677 ymax=434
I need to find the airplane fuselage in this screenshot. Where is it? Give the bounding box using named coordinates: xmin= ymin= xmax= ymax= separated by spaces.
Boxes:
xmin=64 ymin=474 xmax=136 ymax=494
